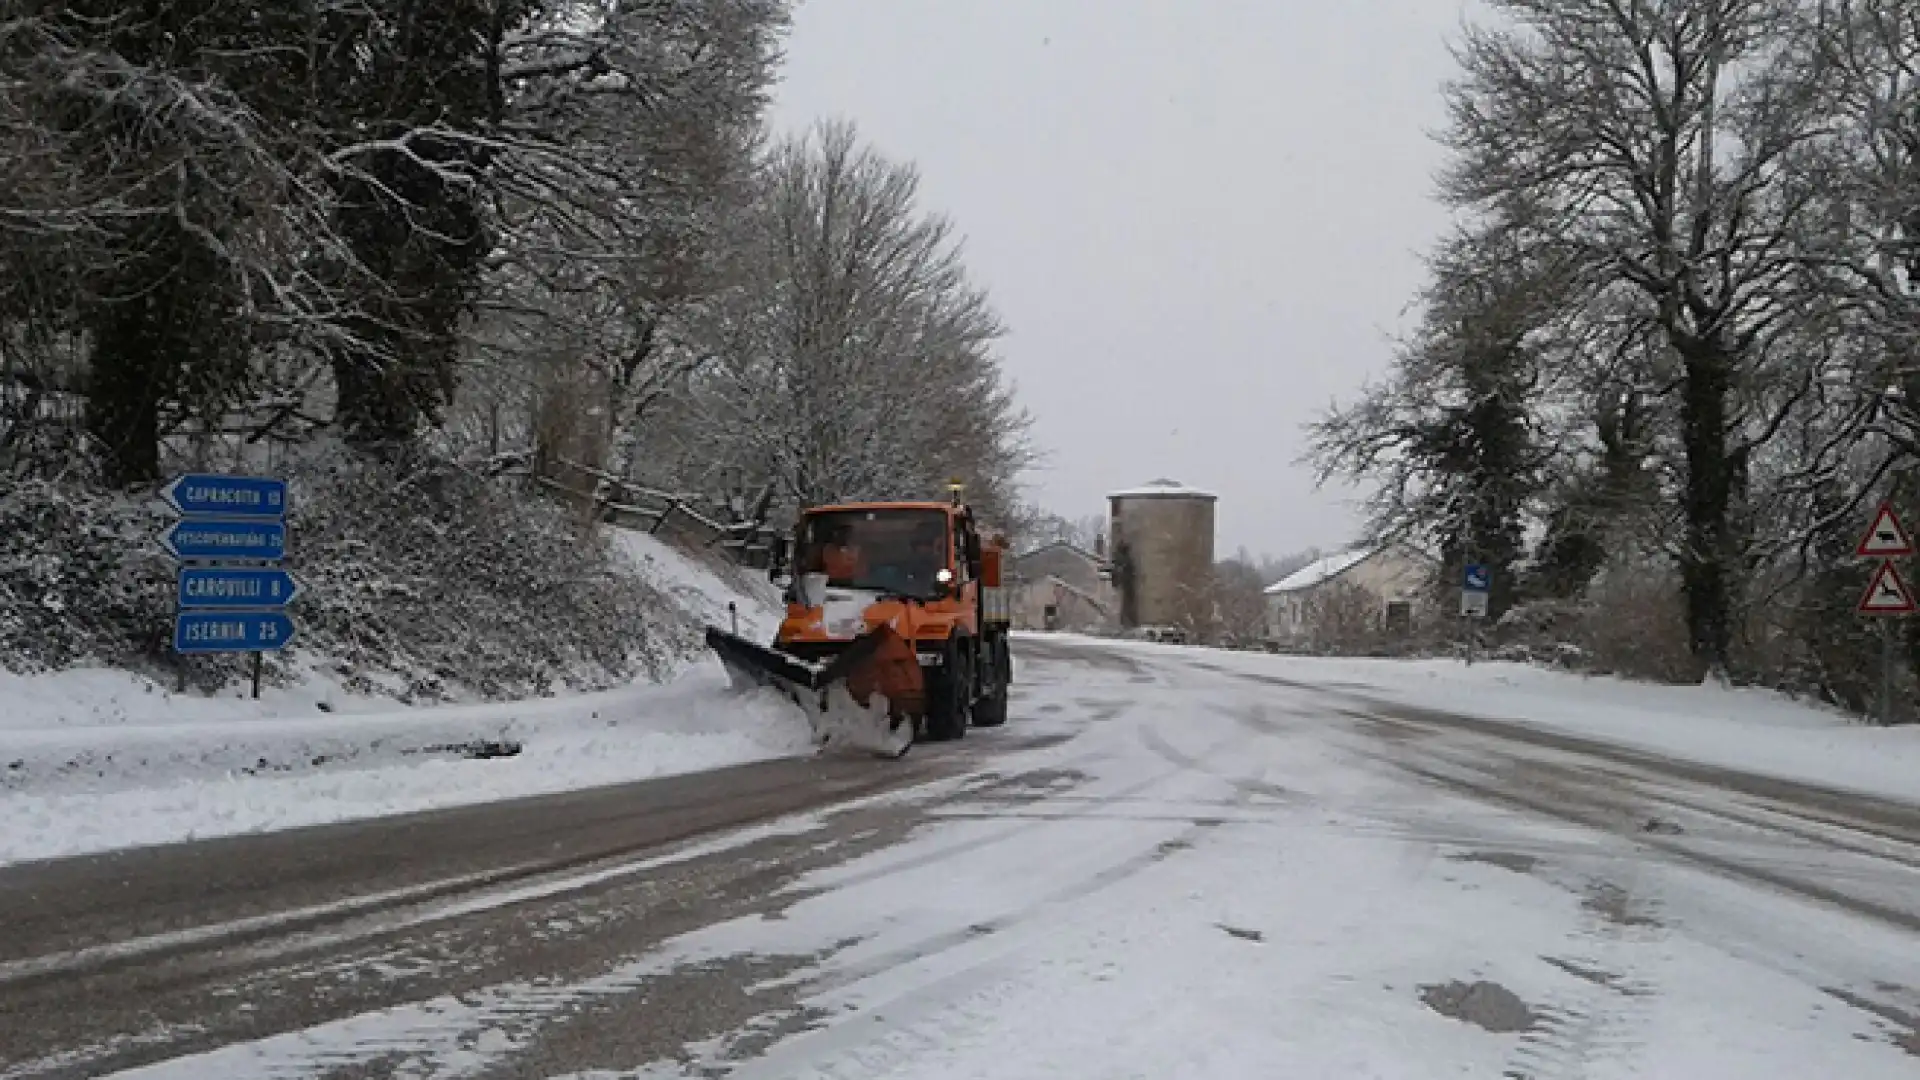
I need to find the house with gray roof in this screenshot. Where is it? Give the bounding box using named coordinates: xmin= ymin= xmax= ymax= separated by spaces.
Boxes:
xmin=1011 ymin=541 xmax=1118 ymax=633
xmin=1263 ymin=542 xmax=1433 ymax=650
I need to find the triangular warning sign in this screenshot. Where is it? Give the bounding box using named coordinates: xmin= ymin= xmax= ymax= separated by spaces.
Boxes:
xmin=1858 ymin=561 xmax=1917 ymax=615
xmin=1856 ymin=501 xmax=1915 ymax=558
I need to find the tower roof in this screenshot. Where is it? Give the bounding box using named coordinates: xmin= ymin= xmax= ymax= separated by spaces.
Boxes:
xmin=1106 ymin=478 xmax=1217 ymax=500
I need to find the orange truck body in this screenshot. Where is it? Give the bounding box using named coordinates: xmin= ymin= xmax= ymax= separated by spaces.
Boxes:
xmin=706 ymin=493 xmax=1013 ymax=753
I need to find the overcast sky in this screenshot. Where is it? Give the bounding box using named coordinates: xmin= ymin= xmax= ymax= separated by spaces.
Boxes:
xmin=768 ymin=0 xmax=1472 ymax=559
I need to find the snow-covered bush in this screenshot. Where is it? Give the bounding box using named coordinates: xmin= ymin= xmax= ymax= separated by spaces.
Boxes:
xmin=282 ymin=451 xmax=688 ymax=700
xmin=1 ymin=451 xmax=698 ymax=701
xmin=0 ymin=480 xmax=176 ymax=674
xmin=1483 ymin=586 xmax=1693 ymax=684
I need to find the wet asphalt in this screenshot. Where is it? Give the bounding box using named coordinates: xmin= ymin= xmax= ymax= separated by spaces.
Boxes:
xmin=0 ymin=739 xmax=1054 ymax=1078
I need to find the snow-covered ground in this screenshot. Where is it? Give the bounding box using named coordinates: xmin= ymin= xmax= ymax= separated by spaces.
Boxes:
xmin=1069 ymin=634 xmax=1920 ymax=805
xmin=0 ymin=530 xmax=805 ymax=867
xmin=607 ymin=528 xmax=785 ymax=644
xmin=112 ymin=638 xmax=1920 ymax=1078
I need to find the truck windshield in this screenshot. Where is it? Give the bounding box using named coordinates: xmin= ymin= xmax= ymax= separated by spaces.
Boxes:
xmin=796 ymin=509 xmax=950 ymax=598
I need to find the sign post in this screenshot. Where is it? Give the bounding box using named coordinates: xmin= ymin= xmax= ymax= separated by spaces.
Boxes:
xmin=1854 ymin=501 xmax=1915 ymax=724
xmin=158 ymin=473 xmax=299 ymax=698
xmin=1460 ymin=563 xmax=1491 ymax=666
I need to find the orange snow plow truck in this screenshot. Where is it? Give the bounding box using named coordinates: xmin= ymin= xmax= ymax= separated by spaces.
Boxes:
xmin=704 ymin=488 xmax=1013 ymax=757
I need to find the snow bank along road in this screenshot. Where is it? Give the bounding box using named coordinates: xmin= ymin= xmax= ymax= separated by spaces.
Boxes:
xmin=4 ymin=638 xmax=1919 ymax=1078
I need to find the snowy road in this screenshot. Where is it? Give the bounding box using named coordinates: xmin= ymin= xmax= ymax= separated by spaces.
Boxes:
xmin=3 ymin=636 xmax=1918 ymax=1078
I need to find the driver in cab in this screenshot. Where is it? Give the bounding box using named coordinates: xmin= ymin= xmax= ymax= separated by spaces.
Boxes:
xmin=867 ymin=521 xmax=947 ymax=597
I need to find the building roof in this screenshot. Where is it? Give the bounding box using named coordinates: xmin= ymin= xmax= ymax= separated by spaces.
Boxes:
xmin=1264 ymin=547 xmax=1376 ymax=595
xmin=1106 ymin=478 xmax=1218 ymax=501
xmin=1015 ymin=540 xmax=1108 ymax=565
xmin=808 ymin=501 xmax=953 ymax=514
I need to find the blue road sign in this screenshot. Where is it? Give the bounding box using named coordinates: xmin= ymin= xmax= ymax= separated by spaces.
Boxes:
xmin=160 ymin=473 xmax=288 ymax=519
xmin=176 ymin=567 xmax=302 ymax=610
xmin=160 ymin=519 xmax=287 ymax=562
xmin=1463 ymin=563 xmax=1491 ymax=592
xmin=173 ymin=611 xmax=296 ymax=654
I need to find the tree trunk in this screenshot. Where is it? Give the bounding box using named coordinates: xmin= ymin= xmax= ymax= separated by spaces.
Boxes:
xmin=1677 ymin=342 xmax=1736 ymax=678
xmin=331 ymin=337 xmax=423 ymax=454
xmin=603 ymin=318 xmax=658 ymax=482
xmin=86 ymin=296 xmax=165 ymax=488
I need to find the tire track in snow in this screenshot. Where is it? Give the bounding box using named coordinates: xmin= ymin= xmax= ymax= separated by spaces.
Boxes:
xmin=788 ymin=697 xmax=1202 ymax=898
xmin=1369 ymin=747 xmax=1685 ymax=1080
xmin=1501 ymin=875 xmax=1667 ymax=1080
xmin=1130 ymin=699 xmax=1322 ymax=809
xmin=788 ymin=687 xmax=1268 ymax=907
xmin=726 ymin=957 xmax=1033 ymax=1080
xmin=1391 ymin=755 xmax=1920 ymax=934
xmin=779 ymin=764 xmax=1185 ymax=898
xmin=699 ymin=725 xmax=1267 ymax=1077
xmin=1326 ymin=711 xmax=1678 ymax=1079
xmin=706 ymin=828 xmax=1218 ymax=1080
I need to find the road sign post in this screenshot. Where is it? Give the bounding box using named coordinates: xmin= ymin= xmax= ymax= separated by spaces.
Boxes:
xmin=1461 ymin=563 xmax=1492 ymax=666
xmin=1854 ymin=502 xmax=1915 ymax=724
xmin=158 ymin=473 xmax=299 ymax=698
xmin=1883 ymin=621 xmax=1896 ymax=730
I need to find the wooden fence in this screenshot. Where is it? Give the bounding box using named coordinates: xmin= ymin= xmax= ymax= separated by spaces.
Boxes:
xmin=528 ymin=453 xmax=784 ymax=569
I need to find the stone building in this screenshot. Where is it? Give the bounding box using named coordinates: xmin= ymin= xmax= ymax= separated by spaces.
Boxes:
xmin=1107 ymin=479 xmax=1216 ymax=636
xmin=1010 ymin=542 xmax=1117 ymax=632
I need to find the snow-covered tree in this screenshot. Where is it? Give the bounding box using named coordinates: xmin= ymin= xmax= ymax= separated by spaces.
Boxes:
xmin=1307 ymin=216 xmax=1559 ymax=622
xmin=0 ymin=5 xmax=351 ymax=484
xmin=669 ymin=119 xmax=1032 ymax=522
xmin=1212 ymin=556 xmax=1270 ymax=647
xmin=457 ymin=0 xmax=790 ymax=478
xmin=1438 ymin=0 xmax=1848 ymax=674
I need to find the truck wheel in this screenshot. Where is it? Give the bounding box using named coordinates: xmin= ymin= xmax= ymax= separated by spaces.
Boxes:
xmin=924 ymin=638 xmax=972 ymax=742
xmin=972 ymin=635 xmax=1010 ymax=727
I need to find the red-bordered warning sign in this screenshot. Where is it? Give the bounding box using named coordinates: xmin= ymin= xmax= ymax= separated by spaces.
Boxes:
xmin=1856 ymin=501 xmax=1915 ymax=558
xmin=1858 ymin=560 xmax=1918 ymax=616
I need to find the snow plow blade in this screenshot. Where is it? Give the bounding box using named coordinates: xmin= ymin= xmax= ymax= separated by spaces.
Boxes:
xmin=704 ymin=624 xmax=924 ymax=759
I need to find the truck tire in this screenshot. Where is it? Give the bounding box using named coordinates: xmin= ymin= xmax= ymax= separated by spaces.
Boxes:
xmin=972 ymin=634 xmax=1010 ymax=727
xmin=923 ymin=637 xmax=972 ymax=742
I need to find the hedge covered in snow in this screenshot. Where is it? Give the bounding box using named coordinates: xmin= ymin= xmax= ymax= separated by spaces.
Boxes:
xmin=1 ymin=452 xmax=694 ymax=702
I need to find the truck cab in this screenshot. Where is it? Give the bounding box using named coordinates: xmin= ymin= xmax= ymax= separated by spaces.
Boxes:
xmin=749 ymin=498 xmax=1010 ymax=743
